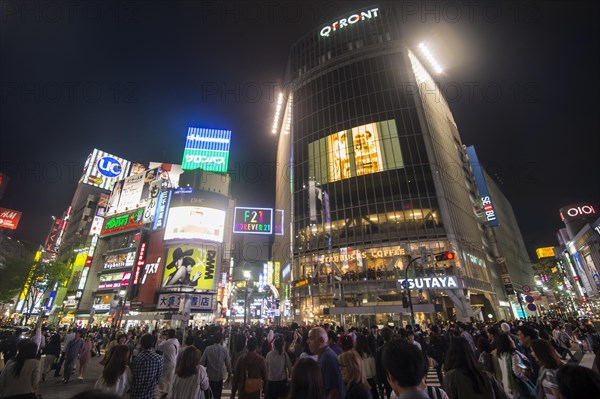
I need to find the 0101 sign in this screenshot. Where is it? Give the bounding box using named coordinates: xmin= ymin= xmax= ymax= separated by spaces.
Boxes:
xmin=233 ymin=207 xmax=273 ymax=235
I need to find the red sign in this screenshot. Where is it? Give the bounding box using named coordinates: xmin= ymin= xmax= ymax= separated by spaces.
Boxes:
xmin=133 ymin=242 xmax=147 ymax=285
xmin=0 ymin=207 xmax=22 ymax=230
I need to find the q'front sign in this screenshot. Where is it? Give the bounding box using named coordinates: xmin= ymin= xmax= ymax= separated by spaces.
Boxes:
xmin=319 ymin=8 xmax=380 ymax=37
xmin=398 ymin=276 xmax=460 ymax=289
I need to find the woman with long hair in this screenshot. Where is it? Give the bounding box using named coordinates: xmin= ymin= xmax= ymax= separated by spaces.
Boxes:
xmin=0 ymin=340 xmax=40 ymax=398
xmin=94 ymin=344 xmax=132 ymax=396
xmin=265 ymin=337 xmax=293 ymax=399
xmin=493 ymin=333 xmax=535 ymax=399
xmin=339 ymin=350 xmax=372 ymax=399
xmin=354 ymin=335 xmax=378 ymax=399
xmin=530 ymin=339 xmax=563 ymax=399
xmin=168 ymin=346 xmax=209 ymax=399
xmin=442 ymin=337 xmax=505 ymax=399
xmin=78 ymin=334 xmax=94 ymax=380
xmin=287 ymin=358 xmax=325 ymax=399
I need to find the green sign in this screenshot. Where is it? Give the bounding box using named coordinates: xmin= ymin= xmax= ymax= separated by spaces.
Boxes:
xmin=181 ymin=148 xmax=230 ymax=172
xmin=101 ymin=209 xmax=143 ymax=235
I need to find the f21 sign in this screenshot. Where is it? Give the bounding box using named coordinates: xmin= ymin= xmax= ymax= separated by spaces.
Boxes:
xmin=233 ymin=207 xmax=273 ymax=235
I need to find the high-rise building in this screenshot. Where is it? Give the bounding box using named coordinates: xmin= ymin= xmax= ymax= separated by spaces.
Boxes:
xmin=273 ymin=5 xmax=533 ymax=325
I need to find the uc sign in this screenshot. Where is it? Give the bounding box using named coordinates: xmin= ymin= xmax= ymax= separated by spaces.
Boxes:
xmin=97 ymin=156 xmax=123 ymax=178
xmin=560 ymin=204 xmax=596 ymax=221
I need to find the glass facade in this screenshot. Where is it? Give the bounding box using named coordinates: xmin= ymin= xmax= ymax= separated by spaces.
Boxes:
xmin=275 ymin=6 xmax=504 ymax=324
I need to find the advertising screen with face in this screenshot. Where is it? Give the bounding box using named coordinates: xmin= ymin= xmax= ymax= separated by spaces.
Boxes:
xmin=309 ymin=119 xmax=403 ymax=184
xmin=164 ymin=206 xmax=226 ymax=242
xmin=163 ymin=246 xmax=218 ymax=291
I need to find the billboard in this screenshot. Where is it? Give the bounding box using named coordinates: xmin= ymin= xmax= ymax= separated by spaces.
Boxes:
xmin=0 ymin=207 xmax=22 ymax=230
xmin=536 ymin=247 xmax=555 ymax=259
xmin=164 ymin=206 xmax=226 ymax=242
xmin=45 ymin=217 xmax=67 ymax=253
xmin=162 ymin=246 xmax=219 ymax=291
xmin=101 ymin=209 xmax=144 ymax=235
xmin=149 ymin=162 xmax=183 ymax=190
xmin=181 ymin=127 xmax=232 ymax=172
xmin=466 ymin=146 xmax=499 ymax=227
xmin=156 ymin=293 xmax=214 ymax=310
xmin=113 ymin=167 xmax=160 ymax=213
xmin=233 ymin=207 xmax=273 ymax=235
xmin=308 ymin=119 xmax=403 ymax=184
xmin=80 ymin=148 xmax=131 ymax=191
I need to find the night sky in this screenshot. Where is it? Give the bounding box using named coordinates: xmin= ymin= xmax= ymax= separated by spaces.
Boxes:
xmin=1 ymin=1 xmax=598 ymax=257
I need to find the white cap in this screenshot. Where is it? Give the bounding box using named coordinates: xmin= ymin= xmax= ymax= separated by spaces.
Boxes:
xmin=501 ymin=322 xmax=511 ymax=333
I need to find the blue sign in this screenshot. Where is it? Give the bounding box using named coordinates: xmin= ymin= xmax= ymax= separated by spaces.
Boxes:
xmin=466 ymin=146 xmax=499 ymax=227
xmin=97 ymin=156 xmax=123 ymax=177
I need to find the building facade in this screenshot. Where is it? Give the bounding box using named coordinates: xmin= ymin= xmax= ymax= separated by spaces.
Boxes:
xmin=273 ymin=5 xmax=532 ymax=326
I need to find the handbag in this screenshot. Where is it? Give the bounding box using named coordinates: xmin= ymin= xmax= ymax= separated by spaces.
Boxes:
xmin=244 ymin=370 xmax=264 ymax=393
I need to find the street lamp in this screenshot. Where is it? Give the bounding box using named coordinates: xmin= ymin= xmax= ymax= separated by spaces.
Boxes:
xmin=243 ymin=271 xmax=251 ymax=324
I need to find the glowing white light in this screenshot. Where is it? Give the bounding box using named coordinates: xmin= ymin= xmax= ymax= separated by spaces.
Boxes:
xmin=272 ymin=93 xmax=284 ymax=134
xmin=418 ymin=43 xmax=443 ymax=74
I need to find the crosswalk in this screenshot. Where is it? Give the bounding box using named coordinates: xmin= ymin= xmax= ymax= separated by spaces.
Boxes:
xmin=426 ymin=367 xmax=442 ymax=387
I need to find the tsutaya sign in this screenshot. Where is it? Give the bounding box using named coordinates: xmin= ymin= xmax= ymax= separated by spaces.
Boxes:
xmin=320 ymin=8 xmax=380 ymax=37
xmin=398 ymin=276 xmax=460 ymax=289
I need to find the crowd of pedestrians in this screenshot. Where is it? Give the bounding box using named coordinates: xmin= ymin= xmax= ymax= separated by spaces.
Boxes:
xmin=0 ymin=317 xmax=600 ymax=399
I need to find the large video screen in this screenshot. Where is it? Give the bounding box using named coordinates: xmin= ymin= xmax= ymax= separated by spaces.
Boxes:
xmin=309 ymin=119 xmax=403 ymax=184
xmin=164 ymin=206 xmax=226 ymax=242
xmin=163 ymin=245 xmax=219 ymax=291
xmin=181 ymin=127 xmax=232 ymax=172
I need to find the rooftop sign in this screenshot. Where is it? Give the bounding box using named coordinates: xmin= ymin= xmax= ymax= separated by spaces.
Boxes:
xmin=320 ymin=8 xmax=380 ymax=37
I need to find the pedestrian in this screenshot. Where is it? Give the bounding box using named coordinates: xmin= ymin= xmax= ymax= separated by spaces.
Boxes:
xmin=265 ymin=337 xmax=293 ymax=399
xmin=1 ymin=328 xmax=22 ymax=364
xmin=555 ymin=364 xmax=600 ymax=399
xmin=354 ymin=335 xmax=378 ymax=399
xmin=442 ymin=337 xmax=507 ymax=399
xmin=41 ymin=332 xmax=61 ymax=382
xmin=94 ymin=344 xmax=132 ymax=396
xmin=517 ymin=325 xmax=540 ymax=381
xmin=100 ymin=333 xmax=127 ymax=366
xmin=200 ymin=331 xmax=232 ymax=399
xmin=55 ymin=328 xmax=75 ymax=378
xmin=0 ymin=340 xmax=40 ymax=398
xmin=232 ymin=336 xmax=268 ymax=399
xmin=375 ymin=327 xmax=394 ymax=399
xmin=287 ymin=358 xmax=326 ymax=399
xmin=78 ymin=334 xmax=94 ymax=380
xmin=529 ymin=339 xmax=562 ymax=399
xmin=381 ymin=339 xmax=429 ymax=399
xmin=157 ymin=329 xmax=180 ymax=398
xmin=492 ymin=333 xmax=535 ymax=399
xmin=407 ymin=332 xmax=422 ymax=351
xmin=168 ymin=346 xmax=210 ymax=399
xmin=63 ymin=329 xmax=85 ymax=384
xmin=307 ymin=327 xmax=345 ymax=399
xmin=130 ymin=333 xmax=163 ymax=399
xmin=339 ymin=350 xmax=372 ymax=399
xmin=476 ymin=337 xmax=494 ymax=374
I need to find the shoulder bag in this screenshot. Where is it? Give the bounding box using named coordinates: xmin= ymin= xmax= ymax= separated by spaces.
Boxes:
xmin=244 ymin=369 xmax=264 ymax=393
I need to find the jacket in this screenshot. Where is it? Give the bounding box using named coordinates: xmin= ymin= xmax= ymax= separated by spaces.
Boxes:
xmin=232 ymin=351 xmax=268 ymax=399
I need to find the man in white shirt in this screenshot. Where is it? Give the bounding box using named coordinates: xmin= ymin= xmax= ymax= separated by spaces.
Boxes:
xmin=407 ymin=331 xmax=422 ymax=350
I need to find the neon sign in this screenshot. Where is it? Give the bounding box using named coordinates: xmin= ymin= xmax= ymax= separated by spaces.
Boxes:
xmin=319 ymin=8 xmax=379 ymax=37
xmin=398 ymin=276 xmax=459 ymax=289
xmin=233 ymin=207 xmax=273 ymax=235
xmin=181 ymin=127 xmax=231 ymax=172
xmin=101 ymin=209 xmax=143 ymax=235
xmin=560 ymin=204 xmax=596 ymax=221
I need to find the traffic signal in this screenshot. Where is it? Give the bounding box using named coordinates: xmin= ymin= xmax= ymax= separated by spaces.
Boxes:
xmin=435 ymin=251 xmax=455 ymax=262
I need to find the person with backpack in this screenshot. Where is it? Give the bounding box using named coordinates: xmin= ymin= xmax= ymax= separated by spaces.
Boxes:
xmin=232 ymin=336 xmax=268 ymax=399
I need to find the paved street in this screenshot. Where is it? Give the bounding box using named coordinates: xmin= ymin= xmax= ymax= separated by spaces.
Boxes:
xmin=35 ymin=351 xmax=597 ymax=398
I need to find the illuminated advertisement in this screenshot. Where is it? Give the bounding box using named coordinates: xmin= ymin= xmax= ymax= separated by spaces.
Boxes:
xmin=113 ymin=167 xmax=160 ymax=213
xmin=149 ymin=162 xmax=183 ymax=190
xmin=319 ymin=8 xmax=379 ymax=37
xmin=79 ymin=148 xmax=131 ymax=191
xmin=101 ymin=209 xmax=143 ymax=235
xmin=181 ymin=127 xmax=232 ymax=172
xmin=309 ymin=120 xmax=403 ymax=184
xmin=233 ymin=207 xmax=273 ymax=235
xmin=164 ymin=207 xmax=226 ymax=242
xmin=0 ymin=207 xmax=22 ymax=230
xmin=156 ymin=293 xmax=214 ymax=310
xmin=466 ymin=146 xmax=499 ymax=227
xmin=142 ymin=180 xmax=162 ymax=224
xmin=153 ymin=190 xmax=172 ymax=230
xmin=97 ymin=271 xmax=132 ymax=289
xmin=536 ymin=247 xmax=555 ymax=259
xmin=163 ymin=246 xmax=219 ymax=291
xmin=45 ymin=217 xmax=67 ymax=253
xmin=103 ymin=251 xmax=136 ymax=270
xmin=559 ymin=203 xmax=596 ymax=222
